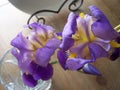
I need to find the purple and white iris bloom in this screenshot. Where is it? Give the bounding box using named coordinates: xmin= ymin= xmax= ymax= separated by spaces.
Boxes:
xmin=11 ymin=22 xmax=61 ymax=87
xmin=57 ymin=5 xmax=120 ymax=76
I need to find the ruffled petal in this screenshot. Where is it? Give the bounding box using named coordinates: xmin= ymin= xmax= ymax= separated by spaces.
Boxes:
xmin=57 ymin=50 xmax=68 ymax=70
xmin=66 ymin=58 xmax=93 ymax=70
xmin=22 ymin=73 xmax=37 ymax=87
xmin=60 ymin=12 xmax=77 ymax=51
xmin=83 ymin=63 xmax=101 ymax=76
xmin=11 ymin=32 xmax=34 ymax=50
xmin=88 ymin=42 xmax=108 ymax=59
xmin=26 ymin=22 xmax=54 ymax=32
xmin=33 ymin=64 xmax=53 ymax=80
xmin=89 ymin=5 xmax=119 ymax=40
xmin=36 ymin=47 xmax=54 ymax=67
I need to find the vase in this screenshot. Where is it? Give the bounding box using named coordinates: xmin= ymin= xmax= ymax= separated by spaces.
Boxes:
xmin=0 ymin=49 xmax=52 ymax=90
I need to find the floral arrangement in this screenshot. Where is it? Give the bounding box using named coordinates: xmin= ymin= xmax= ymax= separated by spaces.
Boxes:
xmin=11 ymin=5 xmax=120 ymax=87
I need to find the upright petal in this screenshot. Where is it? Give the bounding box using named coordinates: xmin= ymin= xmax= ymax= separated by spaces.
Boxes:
xmin=89 ymin=5 xmax=119 ymax=40
xmin=60 ymin=12 xmax=77 ymax=51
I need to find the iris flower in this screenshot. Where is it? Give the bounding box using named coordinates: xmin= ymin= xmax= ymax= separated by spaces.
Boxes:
xmin=11 ymin=5 xmax=120 ymax=88
xmin=57 ymin=5 xmax=120 ymax=76
xmin=11 ymin=22 xmax=61 ymax=87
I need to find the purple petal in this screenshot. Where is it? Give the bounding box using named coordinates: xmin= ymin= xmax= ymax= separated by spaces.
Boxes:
xmin=33 ymin=64 xmax=53 ymax=80
xmin=62 ymin=12 xmax=77 ymax=36
xmin=83 ymin=64 xmax=101 ymax=76
xmin=27 ymin=61 xmax=39 ymax=74
xmin=22 ymin=73 xmax=37 ymax=87
xmin=66 ymin=58 xmax=93 ymax=70
xmin=11 ymin=32 xmax=34 ymax=50
xmin=18 ymin=58 xmax=32 ymax=73
xmin=45 ymin=38 xmax=61 ymax=49
xmin=60 ymin=12 xmax=77 ymax=51
xmin=70 ymin=43 xmax=88 ymax=57
xmin=26 ymin=22 xmax=54 ymax=32
xmin=77 ymin=15 xmax=91 ymax=41
xmin=36 ymin=47 xmax=54 ymax=67
xmin=88 ymin=43 xmax=108 ymax=59
xmin=60 ymin=37 xmax=74 ymax=51
xmin=94 ymin=38 xmax=111 ymax=51
xmin=56 ymin=32 xmax=62 ymax=36
xmin=89 ymin=5 xmax=119 ymax=40
xmin=57 ymin=50 xmax=68 ymax=70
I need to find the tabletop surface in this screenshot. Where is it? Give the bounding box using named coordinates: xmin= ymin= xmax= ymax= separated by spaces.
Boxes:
xmin=0 ymin=0 xmax=120 ymax=90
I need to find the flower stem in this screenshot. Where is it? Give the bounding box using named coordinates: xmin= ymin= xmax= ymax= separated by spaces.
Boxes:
xmin=50 ymin=60 xmax=58 ymax=65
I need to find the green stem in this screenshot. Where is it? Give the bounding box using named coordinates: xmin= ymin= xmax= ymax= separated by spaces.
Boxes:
xmin=50 ymin=60 xmax=58 ymax=65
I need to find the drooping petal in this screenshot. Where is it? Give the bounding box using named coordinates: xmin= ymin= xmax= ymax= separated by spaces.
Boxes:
xmin=88 ymin=42 xmax=108 ymax=59
xmin=27 ymin=61 xmax=39 ymax=74
xmin=66 ymin=58 xmax=93 ymax=70
xmin=57 ymin=50 xmax=68 ymax=70
xmin=33 ymin=64 xmax=53 ymax=80
xmin=36 ymin=47 xmax=54 ymax=67
xmin=22 ymin=73 xmax=37 ymax=87
xmin=94 ymin=38 xmax=111 ymax=51
xmin=89 ymin=5 xmax=119 ymax=40
xmin=60 ymin=12 xmax=77 ymax=51
xmin=18 ymin=58 xmax=32 ymax=73
xmin=11 ymin=32 xmax=34 ymax=50
xmin=82 ymin=63 xmax=101 ymax=76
